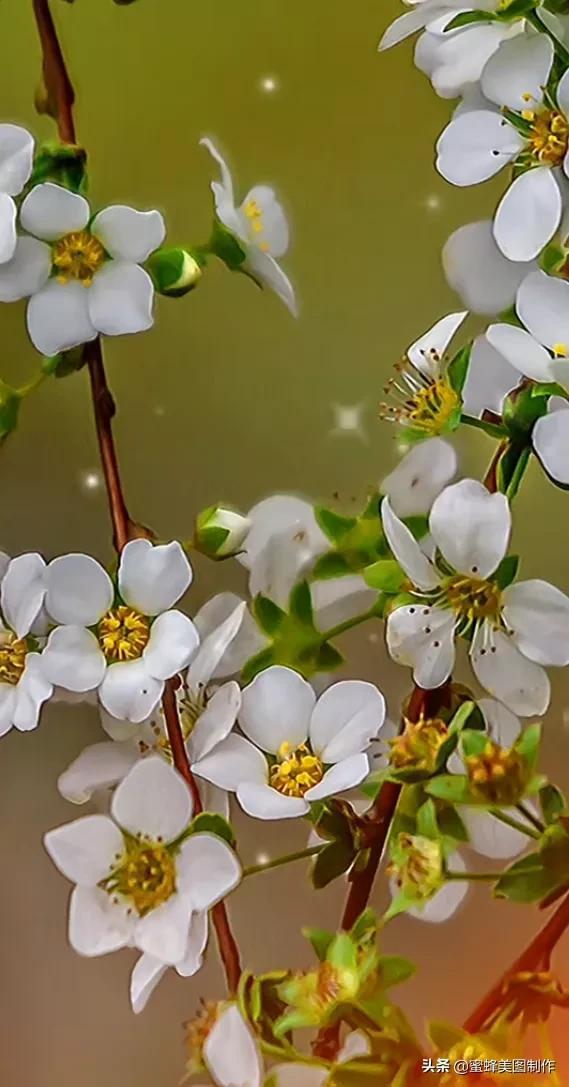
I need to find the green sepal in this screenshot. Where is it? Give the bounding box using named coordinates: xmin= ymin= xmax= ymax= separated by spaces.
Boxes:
xmin=493 ymin=554 xmax=519 ymax=590
xmin=188 ymin=812 xmax=235 ymax=846
xmin=425 ymin=774 xmax=471 ymax=803
xmin=515 ymin=722 xmax=541 ymax=771
xmin=311 ymin=838 xmax=357 ymax=889
xmin=252 ymin=594 xmax=286 ymax=635
xmin=416 ymin=799 xmax=439 ymax=840
xmin=539 ymin=783 xmax=565 ymax=825
xmin=302 ymin=926 xmax=334 ymax=961
xmin=29 ymin=140 xmax=87 ymax=193
xmin=196 ymin=525 xmax=229 ymax=555
xmin=377 ymin=955 xmax=416 ymax=988
xmin=312 ymin=552 xmax=354 ymax=579
xmin=240 ymin=647 xmax=276 ymax=683
xmin=494 ymin=853 xmax=559 ymax=903
xmin=350 ymin=908 xmax=378 ymax=943
xmin=327 ymin=932 xmax=358 ymax=971
xmin=383 ymin=890 xmax=416 ymax=923
xmin=288 ymin=580 xmax=314 ymax=626
xmin=503 ymin=385 xmax=549 ymax=439
xmin=363 ymin=559 xmax=406 ymax=592
xmin=541 ymin=242 xmax=566 ymax=275
xmin=208 ymin=219 xmax=247 ymax=270
xmin=437 ymin=805 xmax=468 ymax=843
xmin=315 ymin=506 xmax=357 ymax=542
xmin=314 ymin=641 xmax=345 ymax=671
xmin=53 ymin=344 xmax=89 ymax=377
xmin=444 ymin=8 xmax=497 ymax=29
xmin=447 ymin=343 xmax=472 ymax=395
xmin=460 ymin=729 xmax=489 ymax=758
xmin=402 ymin=514 xmax=430 ymax=540
xmin=146 ymin=246 xmax=203 ymax=297
xmin=428 ymin=1021 xmax=468 ymax=1051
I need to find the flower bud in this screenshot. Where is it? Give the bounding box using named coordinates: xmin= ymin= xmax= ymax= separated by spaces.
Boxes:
xmin=147 ymin=246 xmax=202 ymax=297
xmin=194 ymin=505 xmax=251 ymax=558
xmin=389 ymin=833 xmax=443 ymax=902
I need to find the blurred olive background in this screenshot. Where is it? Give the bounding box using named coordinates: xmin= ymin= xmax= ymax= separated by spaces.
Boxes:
xmin=1 ymin=1 xmax=569 ymax=1083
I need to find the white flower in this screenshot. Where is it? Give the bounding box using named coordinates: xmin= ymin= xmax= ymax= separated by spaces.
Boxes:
xmin=201 ymin=137 xmax=297 ymax=316
xmin=0 ymin=125 xmax=34 ymax=263
xmin=383 ymin=478 xmax=569 ymax=715
xmin=199 ymin=1005 xmax=264 ymax=1087
xmin=389 ymin=852 xmax=469 ymax=923
xmin=0 ymin=182 xmax=165 ymax=354
xmin=460 ymin=335 xmax=521 ymax=420
xmin=44 ymin=758 xmax=241 ymax=965
xmin=379 ymin=1 xmax=520 ymax=99
xmin=41 ymin=541 xmax=198 ymax=722
xmin=0 ymin=553 xmax=53 ymax=736
xmin=58 ymin=603 xmax=246 ymax=808
xmin=193 ymin=665 xmax=385 ymax=820
xmin=381 ymin=437 xmax=458 ymax=518
xmin=130 ymin=910 xmax=209 ymax=1014
xmin=436 ymin=33 xmax=569 ymax=260
xmin=443 ymin=219 xmax=536 ymax=316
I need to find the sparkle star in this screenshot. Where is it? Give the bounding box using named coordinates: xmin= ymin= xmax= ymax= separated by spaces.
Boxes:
xmin=424 ymin=194 xmax=442 ymax=211
xmin=259 ymin=75 xmax=279 ymax=94
xmin=330 ymin=402 xmax=367 ymax=443
xmin=81 ymin=470 xmax=101 ymax=492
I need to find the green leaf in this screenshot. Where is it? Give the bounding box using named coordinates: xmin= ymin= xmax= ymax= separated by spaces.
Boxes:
xmin=29 ymin=141 xmax=87 ymax=193
xmin=327 ymin=932 xmax=358 ymax=971
xmin=311 ymin=839 xmax=356 ymax=889
xmin=311 ymin=552 xmax=354 ymax=579
xmin=315 ymin=506 xmax=357 ymax=542
xmin=540 ymin=784 xmax=565 ymax=825
xmin=288 ymin=580 xmax=314 ymax=627
xmin=425 ymin=775 xmax=472 ymax=803
xmin=416 ymin=799 xmax=439 ymax=840
xmin=437 ymin=806 xmax=468 ymax=843
xmin=444 ymin=8 xmax=497 ymax=29
xmin=494 ymin=853 xmax=558 ymax=903
xmin=493 ymin=554 xmax=519 ymax=590
xmin=448 ymin=700 xmax=475 ymax=735
xmin=188 ymin=812 xmax=235 ymax=846
xmin=313 ymin=802 xmax=355 ymax=844
xmin=515 ymin=722 xmax=541 ymax=770
xmin=252 ymin=595 xmax=285 ymax=635
xmin=447 ymin=343 xmax=472 ymax=395
xmin=378 ymin=955 xmax=416 ymax=988
xmin=302 ymin=926 xmax=334 ymax=962
xmin=314 ymin=641 xmax=345 ymax=671
xmin=363 ymin=559 xmax=405 ymax=592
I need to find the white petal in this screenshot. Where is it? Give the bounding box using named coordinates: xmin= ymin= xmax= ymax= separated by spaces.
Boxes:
xmin=379 ymin=8 xmax=431 ymax=50
xmin=479 ymin=697 xmax=521 ymax=746
xmin=381 ymin=439 xmax=457 ymax=519
xmin=187 ymin=682 xmax=241 ymax=763
xmin=21 ymin=182 xmax=90 ymax=240
xmin=240 ymin=665 xmax=315 ymax=753
xmin=381 ymin=497 xmax=439 ymax=590
xmin=12 ymin=652 xmax=53 ymax=731
xmin=436 ymin=111 xmax=522 ymax=186
xmin=236 ymin=782 xmax=309 ymax=820
xmin=482 ymin=33 xmax=553 ymax=111
xmin=69 ymin=885 xmax=132 ymax=956
xmin=462 ymin=335 xmax=520 ymax=418
xmin=130 ymin=954 xmax=168 ymax=1015
xmin=386 ymin=605 xmax=456 ymax=688
xmin=443 ymin=220 xmax=535 ymax=316
xmin=194 ymin=593 xmax=267 ymax=678
xmin=517 ymin=269 xmax=569 ymax=352
xmin=271 ymin=1066 xmax=326 ymax=1087
xmin=58 ymin=741 xmax=140 ymax=804
xmin=200 ymin=137 xmax=236 ymax=208
xmin=176 ymin=910 xmax=209 ymax=975
xmin=503 ymin=579 xmax=569 ymax=666
xmin=424 ymin=24 xmax=520 ymax=100
xmin=0 ymin=685 xmax=16 ymax=736
xmin=311 ymin=576 xmax=377 ymax=630
xmin=88 ymin=261 xmax=154 ymax=337
xmin=27 ymin=279 xmax=97 ymax=355
xmin=204 ymin=1005 xmax=263 ymax=1087
xmin=0 ymin=236 xmax=51 ymax=300
xmin=338 ymin=1031 xmax=371 ymax=1064
xmin=119 ymin=539 xmax=192 ymax=615
xmin=41 ymin=626 xmax=106 ymax=692
xmin=44 ymin=814 xmax=122 ymax=885
xmin=46 ymin=553 xmax=113 ymax=626
xmin=471 ymin=626 xmax=550 ymax=716
xmin=486 ymin=323 xmax=554 ymax=382
xmin=407 ymin=311 xmax=467 ymax=375
xmin=112 ymin=756 xmax=193 ymax=840
xmin=187 ymin=602 xmax=246 ymax=691
xmin=0 ymin=193 xmax=16 ymax=264
xmin=240 ymin=185 xmax=289 ymax=257
xmin=430 ymin=479 xmax=510 ymax=576
xmin=461 ymin=806 xmax=527 ymax=859
xmin=99 ymin=660 xmax=163 ymax=723
xmin=91 ymin=206 xmax=166 ymax=263
xmin=143 ymin=611 xmax=200 ymax=681
xmin=245 ymin=248 xmax=298 ymax=316
xmin=240 ymin=495 xmax=327 ymax=570
xmin=1 ymin=553 xmax=46 ymax=638
xmin=134 ymin=889 xmax=193 ymax=964
xmin=304 ymin=753 xmax=370 ymax=801
xmin=309 ymin=681 xmax=385 ymax=762
xmin=193 ymin=733 xmax=267 ymax=791
xmin=533 ymin=409 xmax=569 ymax=484
xmin=180 ymin=833 xmax=241 ymax=911
xmin=495 ymin=168 xmax=562 ymax=261
xmin=407 ymin=855 xmax=468 ymax=922
xmin=0 ymin=125 xmax=34 ymax=196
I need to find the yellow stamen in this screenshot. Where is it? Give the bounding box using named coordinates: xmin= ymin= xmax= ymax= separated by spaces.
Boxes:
xmin=465 ymin=740 xmax=526 ymax=805
xmin=445 ymin=574 xmax=502 ymax=624
xmin=98 ymin=606 xmax=150 ymax=662
xmin=553 ymin=342 xmax=569 ymax=357
xmin=52 ymin=230 xmax=105 ymax=285
xmin=379 ymin=355 xmax=460 ymax=436
xmin=0 ymin=632 xmax=27 ymax=685
xmin=270 ymin=741 xmax=324 ymax=797
xmin=104 ymin=839 xmax=176 ymax=916
xmin=528 ymin=108 xmax=569 ymax=167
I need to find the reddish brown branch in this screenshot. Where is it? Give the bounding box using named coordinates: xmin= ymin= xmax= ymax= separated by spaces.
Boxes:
xmin=85 ymin=339 xmax=132 ymax=553
xmin=32 ymin=0 xmax=76 ymax=144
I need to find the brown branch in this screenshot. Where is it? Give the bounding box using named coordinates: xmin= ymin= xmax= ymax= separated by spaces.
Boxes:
xmin=31 ymin=0 xmax=242 ymax=999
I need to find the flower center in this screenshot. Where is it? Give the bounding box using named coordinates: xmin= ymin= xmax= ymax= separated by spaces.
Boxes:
xmin=465 ymin=740 xmax=527 ymax=805
xmin=524 ymin=107 xmax=569 ymax=167
xmin=445 ymin=574 xmax=502 ymax=625
xmin=0 ymin=632 xmax=27 ymax=685
xmin=52 ymin=230 xmax=106 ymax=285
xmin=104 ymin=839 xmax=176 ymax=916
xmin=269 ymin=741 xmax=324 ymax=797
xmin=389 ymin=715 xmax=449 ymax=774
xmin=389 ymin=833 xmax=443 ymax=901
xmin=98 ymin=606 xmax=150 ymax=662
xmin=380 ymin=358 xmax=459 ymax=436
xmin=243 ymin=198 xmax=270 ymax=252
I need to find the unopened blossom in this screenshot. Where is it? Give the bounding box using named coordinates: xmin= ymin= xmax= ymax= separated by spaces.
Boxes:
xmin=388 ymin=838 xmax=469 ymax=922
xmin=443 ymin=219 xmax=536 ymax=316
xmin=193 ymin=664 xmax=385 ymax=819
xmin=437 ymin=33 xmax=569 ymax=260
xmin=383 ymin=478 xmax=569 ymax=715
xmin=44 ymin=758 xmax=241 ymax=965
xmin=0 ymin=125 xmax=34 ymax=263
xmin=379 ymin=1 xmax=521 ymax=99
xmin=379 ymin=310 xmax=466 ymax=437
xmin=41 ymin=541 xmax=198 ymax=722
xmin=0 ymin=554 xmax=52 ymax=736
xmin=201 ymin=137 xmax=297 ymax=316
xmin=0 ymin=181 xmax=165 ymax=355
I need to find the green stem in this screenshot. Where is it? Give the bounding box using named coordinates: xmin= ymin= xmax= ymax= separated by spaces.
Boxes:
xmin=460 ymin=413 xmax=506 ymax=440
xmin=517 ymin=801 xmax=545 ymax=834
xmin=319 ymin=607 xmax=377 ymax=642
xmin=491 ymin=808 xmax=540 ymax=840
xmin=242 ymin=844 xmax=324 ymax=878
xmin=445 ymin=870 xmax=500 ymax=882
xmin=16 ymin=370 xmax=48 ymax=398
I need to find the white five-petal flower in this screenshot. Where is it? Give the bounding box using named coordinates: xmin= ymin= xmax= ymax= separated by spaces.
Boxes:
xmin=0 ymin=553 xmax=53 ymax=736
xmin=41 ymin=541 xmax=198 ymax=722
xmin=383 ymin=478 xmax=569 ymax=715
xmin=0 ymin=181 xmax=165 ymax=354
xmin=44 ymin=758 xmax=241 ymax=966
xmin=193 ymin=665 xmax=385 ymax=820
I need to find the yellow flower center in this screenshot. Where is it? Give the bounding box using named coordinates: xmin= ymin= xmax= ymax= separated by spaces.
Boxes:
xmin=380 ymin=357 xmax=460 ymax=436
xmin=270 ymin=741 xmax=324 ymax=797
xmin=104 ymin=839 xmax=176 ymax=916
xmin=445 ymin=574 xmax=502 ymax=625
xmin=0 ymin=632 xmax=27 ymax=685
xmin=52 ymin=229 xmax=106 ymax=285
xmin=466 ymin=740 xmax=527 ymax=805
xmin=98 ymin=606 xmax=150 ymax=662
xmin=389 ymin=715 xmax=450 ymax=774
xmin=243 ymin=198 xmax=270 ymax=252
xmin=525 ymin=108 xmax=569 ymax=167
xmin=389 ymin=833 xmax=443 ymax=900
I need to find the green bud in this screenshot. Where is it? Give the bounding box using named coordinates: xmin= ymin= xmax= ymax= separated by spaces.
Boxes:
xmin=147 ymin=246 xmax=203 ymax=297
xmin=194 ymin=504 xmax=251 ymax=558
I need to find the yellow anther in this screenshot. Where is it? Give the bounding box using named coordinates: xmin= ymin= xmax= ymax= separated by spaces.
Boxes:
xmin=103 ymin=840 xmax=176 ymax=916
xmin=270 ymin=742 xmax=324 ymax=797
xmin=98 ymin=606 xmax=150 ymax=662
xmin=446 ymin=574 xmax=502 ymax=625
xmin=52 ymin=230 xmax=105 ymax=285
xmin=0 ymin=632 xmax=27 ymax=685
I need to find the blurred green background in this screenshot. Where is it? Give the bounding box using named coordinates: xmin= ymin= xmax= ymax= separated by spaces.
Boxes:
xmin=1 ymin=1 xmax=569 ymax=1083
